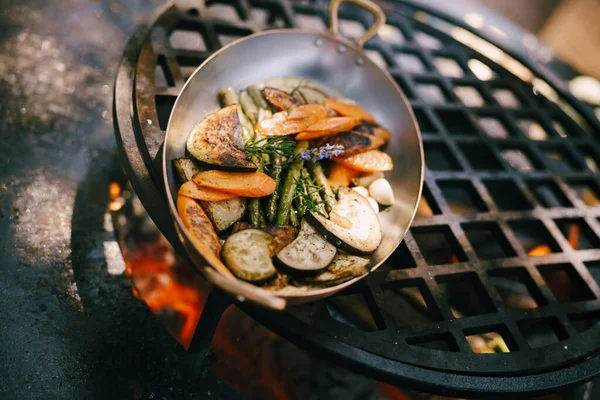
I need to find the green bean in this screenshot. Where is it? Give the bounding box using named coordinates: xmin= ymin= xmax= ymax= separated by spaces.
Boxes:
xmin=247 ymin=85 xmax=269 ymax=109
xmin=239 ymin=90 xmax=258 ymax=124
xmin=276 ymin=140 xmax=309 ymax=225
xmin=308 ymin=161 xmax=336 ymax=212
xmin=218 ymin=87 xmax=238 ymax=107
xmin=265 ymin=155 xmax=283 ymax=223
xmin=248 ymin=155 xmax=267 ymax=227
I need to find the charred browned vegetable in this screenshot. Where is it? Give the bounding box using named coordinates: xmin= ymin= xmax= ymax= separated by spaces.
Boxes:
xmin=265 ymin=225 xmax=299 ymax=253
xmin=186 ymin=105 xmax=257 ymax=171
xmin=312 ymin=130 xmax=385 ymax=157
xmin=276 ymin=219 xmax=336 ymax=271
xmin=202 ymin=197 xmax=247 ymax=232
xmin=263 ymin=87 xmax=302 ymax=110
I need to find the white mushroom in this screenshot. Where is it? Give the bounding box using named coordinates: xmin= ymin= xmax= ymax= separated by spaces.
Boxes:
xmin=352 ymin=186 xmax=369 ymax=197
xmin=352 ymin=172 xmax=384 ymax=188
xmin=369 ymin=178 xmax=395 ymax=206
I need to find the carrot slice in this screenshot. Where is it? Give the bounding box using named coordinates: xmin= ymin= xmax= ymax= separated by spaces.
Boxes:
xmin=324 ymin=98 xmax=376 ymax=124
xmin=335 ymin=149 xmax=393 ymax=172
xmin=192 ymin=170 xmax=277 ymax=197
xmin=254 ymin=105 xmax=328 ymax=136
xmin=372 ymin=126 xmax=392 ymax=143
xmin=295 ymin=117 xmax=362 ymax=140
xmin=328 ymin=162 xmax=361 ymax=187
xmin=177 ymin=196 xmax=234 ymax=278
xmin=178 ymin=181 xmax=238 ymax=202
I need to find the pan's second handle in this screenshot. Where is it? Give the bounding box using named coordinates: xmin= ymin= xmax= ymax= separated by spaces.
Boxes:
xmin=328 ymin=0 xmax=386 ymax=49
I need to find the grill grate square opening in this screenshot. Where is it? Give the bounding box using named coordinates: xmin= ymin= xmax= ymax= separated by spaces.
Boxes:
xmin=434 ymin=57 xmax=464 ymax=78
xmin=378 ymin=23 xmax=406 ymax=45
xmin=294 ymin=13 xmax=326 ymax=31
xmin=394 ymin=51 xmax=428 ymax=74
xmin=518 ymin=318 xmax=568 ymax=349
xmin=434 ymin=109 xmax=477 ymax=134
xmin=339 ymin=18 xmax=365 ymax=40
xmin=411 ymin=226 xmax=467 ymax=265
xmin=569 ymin=312 xmax=600 ymax=333
xmin=458 ymin=142 xmax=504 ymax=170
xmin=465 ymin=325 xmax=517 ymax=353
xmin=381 ymin=279 xmax=443 ymax=327
xmin=176 ymin=55 xmax=205 ymax=82
xmin=578 ymin=147 xmax=600 ymax=174
xmin=413 ymin=30 xmax=443 ymax=50
xmin=412 ymin=107 xmax=436 ymax=132
xmin=437 ymin=272 xmax=497 ymax=318
xmin=155 ymin=54 xmax=175 ymax=87
xmin=155 ymin=95 xmax=177 ymax=130
xmin=518 ymin=118 xmax=550 ymax=141
xmin=216 ymin=25 xmax=254 ymax=46
xmin=585 ymin=260 xmax=600 ymax=287
xmin=462 ymin=222 xmax=517 ymax=260
xmin=406 ymin=332 xmax=459 ymax=351
xmin=527 ymin=179 xmax=572 ymax=208
xmin=489 ymin=268 xmax=546 ymax=308
xmin=555 ymin=218 xmax=600 ymax=250
xmin=508 ymin=220 xmax=561 ymax=256
xmin=424 ymin=142 xmax=462 ymax=171
xmin=478 ymin=115 xmax=511 ymax=139
xmin=538 ymin=263 xmax=596 ymax=303
xmin=499 ymin=145 xmax=542 ymax=172
xmin=492 ymin=88 xmax=521 ymax=108
xmin=484 ymin=179 xmax=532 ymax=211
xmin=415 ymin=81 xmax=450 ymax=104
xmin=364 ymin=49 xmax=388 ymax=69
xmin=205 ymin=2 xmax=242 ymax=22
xmin=326 ymin=292 xmax=383 ymax=332
xmin=438 ymin=180 xmax=487 ymax=214
xmin=416 ymin=183 xmax=442 ymax=216
xmin=568 ymin=179 xmax=600 ymax=206
xmin=169 ymin=29 xmax=207 ymax=51
xmin=454 ymin=86 xmax=485 ymax=107
xmin=540 ymin=145 xmax=582 ymax=172
xmin=381 ymin=242 xmax=417 ymax=271
xmin=468 ymin=58 xmax=496 ymax=81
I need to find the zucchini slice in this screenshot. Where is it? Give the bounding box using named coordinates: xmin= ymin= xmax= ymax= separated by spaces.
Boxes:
xmin=186 ymin=105 xmax=257 ymax=171
xmin=276 ymin=219 xmax=336 ymax=271
xmin=201 ymin=197 xmax=247 ymax=232
xmin=222 ymin=229 xmax=277 ymax=281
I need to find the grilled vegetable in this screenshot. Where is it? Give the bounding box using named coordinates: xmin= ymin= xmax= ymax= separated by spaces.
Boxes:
xmin=292 ymin=87 xmax=327 ymax=105
xmin=324 ymin=98 xmax=376 ymax=124
xmin=202 ymin=197 xmax=247 ymax=232
xmin=247 ymin=85 xmax=269 ymax=109
xmin=328 ymin=162 xmax=361 ymax=187
xmin=177 ymin=196 xmax=234 ymax=278
xmin=192 ymin=170 xmax=277 ymax=197
xmin=173 ymin=158 xmax=200 ymax=185
xmin=263 ymin=87 xmax=302 ymax=110
xmin=276 ymin=140 xmax=309 ymax=225
xmin=266 ymin=155 xmax=283 ymax=223
xmin=369 ymin=178 xmax=395 ymax=206
xmin=335 ymin=149 xmax=393 ymax=172
xmin=312 ymin=130 xmax=385 ymax=156
xmin=218 ymin=87 xmax=238 ymax=107
xmin=295 ymin=117 xmax=362 ymax=140
xmin=178 ymin=181 xmax=238 ymax=202
xmin=309 ymin=253 xmax=369 ymax=286
xmin=254 ymin=105 xmax=328 ymax=136
xmin=277 ymin=219 xmax=336 ymax=271
xmin=352 ymin=172 xmax=384 ymax=187
xmin=308 ymin=161 xmax=336 ymax=212
xmin=265 ymin=225 xmax=298 ymax=253
xmin=186 ymin=105 xmax=257 ymax=171
xmin=239 ymin=90 xmax=259 ymax=124
xmin=222 ymin=229 xmax=277 ymax=281
xmin=372 ymin=127 xmax=392 ymax=143
xmin=306 ymin=187 xmax=382 ymax=255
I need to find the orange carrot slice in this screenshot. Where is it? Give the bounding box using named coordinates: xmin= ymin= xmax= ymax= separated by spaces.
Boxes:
xmin=254 ymin=105 xmax=328 ymax=136
xmin=335 ymin=149 xmax=393 ymax=172
xmin=295 ymin=117 xmax=362 ymax=140
xmin=192 ymin=170 xmax=277 ymax=197
xmin=328 ymin=162 xmax=361 ymax=187
xmin=324 ymin=98 xmax=376 ymax=124
xmin=288 ymin=104 xmax=328 ymax=120
xmin=177 ymin=196 xmax=234 ymax=278
xmin=178 ymin=181 xmax=238 ymax=202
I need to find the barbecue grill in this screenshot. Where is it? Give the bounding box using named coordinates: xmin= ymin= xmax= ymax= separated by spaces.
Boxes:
xmin=114 ymin=0 xmax=600 ymax=396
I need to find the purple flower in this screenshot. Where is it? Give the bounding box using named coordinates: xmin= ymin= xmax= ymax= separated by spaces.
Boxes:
xmin=292 ymin=144 xmax=345 ymax=163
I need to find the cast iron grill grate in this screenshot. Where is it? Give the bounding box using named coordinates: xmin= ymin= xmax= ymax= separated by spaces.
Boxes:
xmin=114 ymin=0 xmax=600 ymax=393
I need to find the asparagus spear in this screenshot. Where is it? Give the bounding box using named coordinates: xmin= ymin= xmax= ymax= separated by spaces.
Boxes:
xmin=247 ymin=85 xmax=269 ymax=109
xmin=265 ymin=155 xmax=283 ymax=223
xmin=308 ymin=161 xmax=336 ymax=212
xmin=218 ymin=87 xmax=238 ymax=107
xmin=239 ymin=90 xmax=258 ymax=124
xmin=276 ymin=140 xmax=309 ymax=225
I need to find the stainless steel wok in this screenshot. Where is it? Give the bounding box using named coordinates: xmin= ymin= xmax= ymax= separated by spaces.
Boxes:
xmin=162 ymin=0 xmax=424 ymax=310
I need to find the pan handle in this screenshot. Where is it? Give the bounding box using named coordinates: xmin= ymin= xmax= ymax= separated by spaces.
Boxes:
xmin=203 ymin=267 xmax=287 ymax=310
xmin=328 ymin=0 xmax=386 ymax=49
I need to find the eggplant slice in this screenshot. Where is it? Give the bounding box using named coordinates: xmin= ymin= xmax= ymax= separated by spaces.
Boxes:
xmin=201 ymin=197 xmax=247 ymax=232
xmin=312 ymin=130 xmax=385 ymax=157
xmin=309 ymin=253 xmax=369 ymax=286
xmin=222 ymin=229 xmax=277 ymax=281
xmin=307 ymin=187 xmax=382 ymax=255
xmin=263 ymin=87 xmax=301 ymax=111
xmin=186 ymin=105 xmax=257 ymax=171
xmin=277 ymin=219 xmax=337 ymax=271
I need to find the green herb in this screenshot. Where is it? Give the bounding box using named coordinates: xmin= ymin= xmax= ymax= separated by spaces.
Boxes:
xmin=244 ymin=136 xmax=296 ymax=159
xmin=293 ymin=173 xmax=327 ymax=218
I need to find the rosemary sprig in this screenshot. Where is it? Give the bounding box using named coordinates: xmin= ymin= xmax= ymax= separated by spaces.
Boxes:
xmin=293 ymin=174 xmax=327 ymax=218
xmin=244 ymin=136 xmax=296 ymax=159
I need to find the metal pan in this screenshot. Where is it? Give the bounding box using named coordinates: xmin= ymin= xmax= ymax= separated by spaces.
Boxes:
xmin=162 ymin=0 xmax=424 ymax=310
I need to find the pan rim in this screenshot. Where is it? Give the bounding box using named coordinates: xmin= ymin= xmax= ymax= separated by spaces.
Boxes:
xmin=162 ymin=28 xmax=424 ymax=301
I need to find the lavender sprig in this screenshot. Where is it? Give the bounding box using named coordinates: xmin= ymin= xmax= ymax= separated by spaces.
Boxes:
xmin=286 ymin=144 xmax=344 ymax=165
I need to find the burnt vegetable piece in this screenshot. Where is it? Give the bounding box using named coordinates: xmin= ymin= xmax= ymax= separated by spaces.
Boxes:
xmin=312 ymin=131 xmax=385 ymax=157
xmin=173 ymin=157 xmax=200 ymax=185
xmin=263 ymin=87 xmax=301 ymax=111
xmin=222 ymin=229 xmax=277 ymax=281
xmin=203 ymin=197 xmax=247 ymax=232
xmin=306 ymin=187 xmax=382 ymax=255
xmin=186 ymin=105 xmax=257 ymax=171
xmin=264 ymin=225 xmax=298 ymax=253
xmin=276 ymin=219 xmax=337 ymax=271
